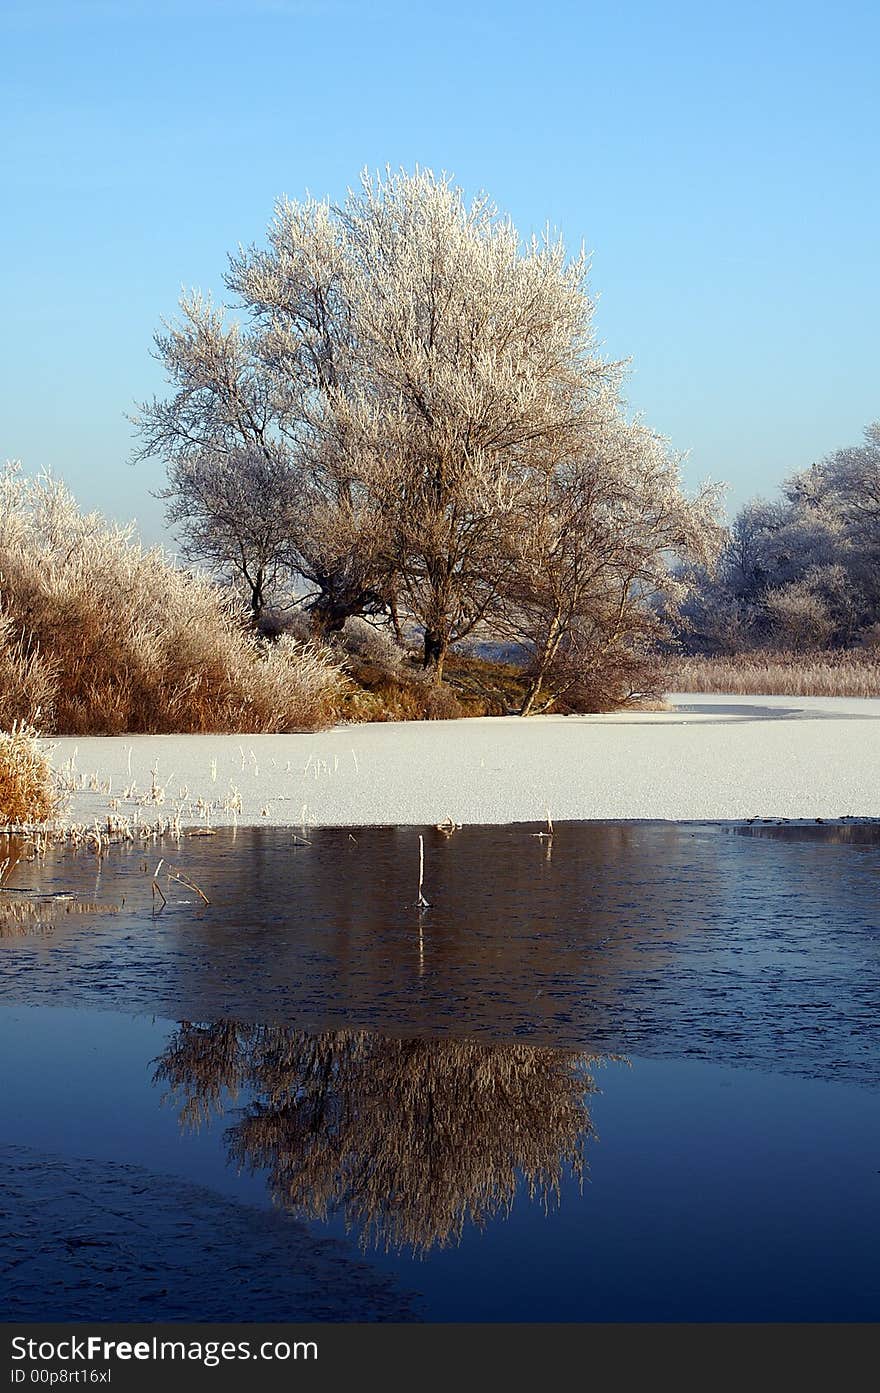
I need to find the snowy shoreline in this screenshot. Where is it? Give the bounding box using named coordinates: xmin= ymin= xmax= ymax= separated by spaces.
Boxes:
xmin=40 ymin=693 xmax=880 ymax=829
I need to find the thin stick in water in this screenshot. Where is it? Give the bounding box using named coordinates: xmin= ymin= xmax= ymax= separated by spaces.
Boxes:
xmin=166 ymin=868 xmax=210 ymax=906
xmin=416 ymin=834 xmax=430 ymax=908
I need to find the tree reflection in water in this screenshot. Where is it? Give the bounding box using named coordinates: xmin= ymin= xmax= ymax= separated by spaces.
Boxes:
xmin=154 ymin=1021 xmax=611 ymax=1254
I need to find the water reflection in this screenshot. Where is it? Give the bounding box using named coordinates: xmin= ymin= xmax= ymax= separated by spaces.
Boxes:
xmin=734 ymin=822 xmax=880 ymax=844
xmin=0 ymin=902 xmax=56 ymax=937
xmin=4 ymin=824 xmax=879 ymax=1085
xmin=154 ymin=1022 xmax=608 ymax=1254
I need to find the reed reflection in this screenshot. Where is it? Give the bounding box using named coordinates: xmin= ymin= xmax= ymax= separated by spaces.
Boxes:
xmin=154 ymin=1021 xmax=609 ymax=1254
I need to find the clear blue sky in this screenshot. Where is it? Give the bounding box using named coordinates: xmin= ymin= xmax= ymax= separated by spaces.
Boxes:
xmin=2 ymin=0 xmax=877 ymax=544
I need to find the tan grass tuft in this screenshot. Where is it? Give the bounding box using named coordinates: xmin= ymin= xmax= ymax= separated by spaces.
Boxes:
xmin=0 ymin=724 xmax=58 ymax=824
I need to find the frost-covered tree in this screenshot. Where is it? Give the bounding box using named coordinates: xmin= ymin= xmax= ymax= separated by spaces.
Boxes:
xmin=679 ymin=420 xmax=880 ymax=652
xmin=134 ymin=223 xmax=396 ymax=634
xmin=132 ymin=296 xmax=299 ymax=624
xmin=801 ymin=422 xmax=880 ymax=630
xmin=137 ymin=167 xmax=717 ymax=694
xmin=136 ymin=170 xmax=616 ymax=665
xmin=499 ymin=411 xmax=722 ymax=711
xmin=320 ymin=170 xmax=613 ymax=677
xmin=811 ymin=421 xmax=880 ymax=531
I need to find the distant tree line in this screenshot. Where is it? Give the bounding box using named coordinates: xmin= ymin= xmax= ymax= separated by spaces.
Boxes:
xmin=134 ymin=168 xmax=721 ymax=711
xmin=677 ymin=422 xmax=880 ymax=654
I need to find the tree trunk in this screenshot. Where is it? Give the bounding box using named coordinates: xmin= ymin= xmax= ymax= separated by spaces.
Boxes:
xmin=519 ymin=615 xmax=564 ymax=716
xmin=309 ymin=596 xmax=349 ymax=637
xmin=248 ymin=568 xmax=265 ymax=627
xmin=519 ymin=676 xmax=542 ymax=717
xmin=389 ymin=593 xmax=403 ymax=645
xmin=422 ymin=629 xmax=448 ymax=681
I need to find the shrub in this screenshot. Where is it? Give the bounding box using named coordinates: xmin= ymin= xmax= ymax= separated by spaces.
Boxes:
xmin=0 ymin=465 xmax=347 ymax=734
xmin=331 ymin=617 xmax=476 ymax=720
xmin=334 ymin=617 xmax=412 ymax=678
xmin=342 ymin=668 xmax=470 ymax=722
xmin=0 ymin=724 xmax=58 ymax=824
xmin=761 ymin=581 xmax=836 ymax=652
xmin=553 ymin=647 xmax=667 ymax=713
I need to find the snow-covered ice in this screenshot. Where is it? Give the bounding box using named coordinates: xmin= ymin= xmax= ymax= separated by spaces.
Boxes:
xmin=44 ymin=693 xmax=880 ymax=828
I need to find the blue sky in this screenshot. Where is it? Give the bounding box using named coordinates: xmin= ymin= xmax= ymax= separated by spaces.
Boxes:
xmin=2 ymin=0 xmax=877 ymax=544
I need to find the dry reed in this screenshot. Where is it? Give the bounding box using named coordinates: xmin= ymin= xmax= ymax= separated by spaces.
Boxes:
xmin=670 ymin=650 xmax=880 ymax=698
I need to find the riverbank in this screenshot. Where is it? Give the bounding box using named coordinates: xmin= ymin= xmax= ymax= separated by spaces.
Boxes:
xmin=38 ymin=693 xmax=880 ymax=828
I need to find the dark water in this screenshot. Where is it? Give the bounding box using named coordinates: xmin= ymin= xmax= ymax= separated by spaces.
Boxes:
xmin=1 ymin=824 xmax=879 ymax=1321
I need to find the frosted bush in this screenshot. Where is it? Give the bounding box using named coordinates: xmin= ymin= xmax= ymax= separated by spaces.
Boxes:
xmin=0 ymin=464 xmax=346 ymax=734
